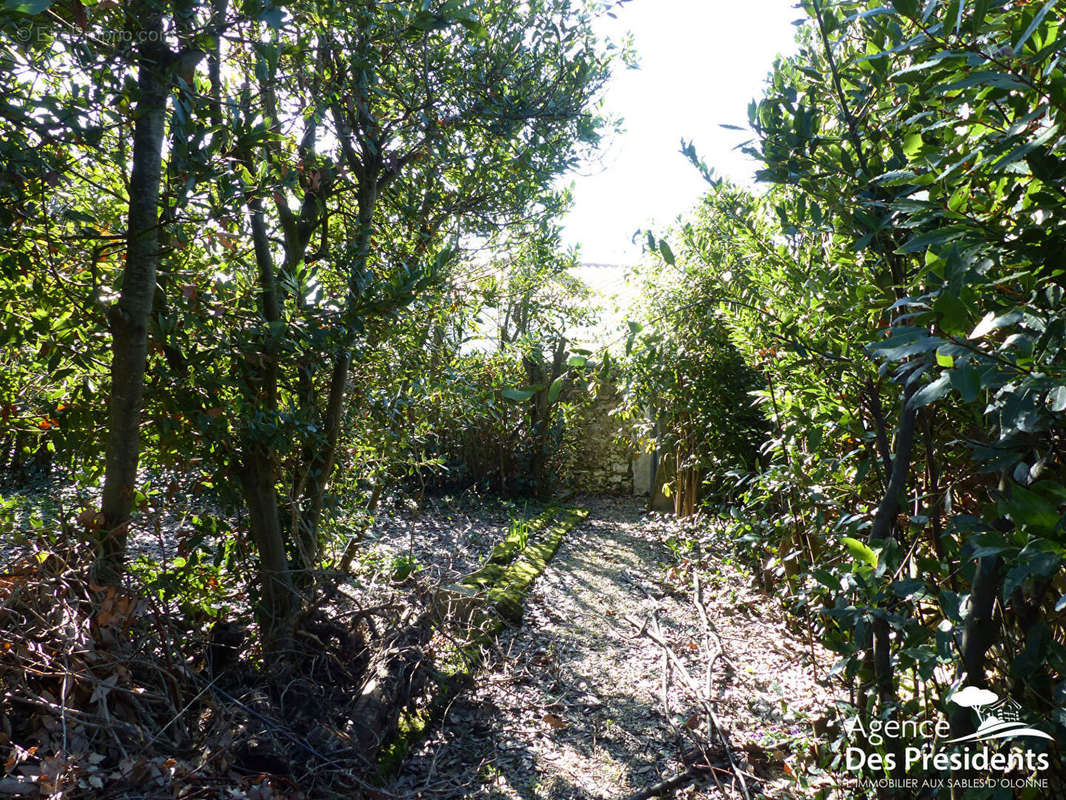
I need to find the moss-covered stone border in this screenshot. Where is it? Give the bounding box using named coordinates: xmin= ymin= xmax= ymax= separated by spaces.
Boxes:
xmin=378 ymin=505 xmax=588 ymax=775
xmin=457 ymin=505 xmax=561 ymax=593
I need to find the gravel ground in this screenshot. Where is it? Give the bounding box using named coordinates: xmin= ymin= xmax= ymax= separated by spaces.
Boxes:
xmin=387 ymin=496 xmax=841 ymax=800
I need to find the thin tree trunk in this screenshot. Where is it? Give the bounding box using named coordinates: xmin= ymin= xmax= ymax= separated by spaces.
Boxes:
xmin=869 ymin=380 xmax=919 ymax=543
xmin=95 ymin=5 xmax=169 ymax=585
xmin=235 ymin=196 xmax=296 ymax=641
xmin=297 ymin=181 xmax=378 ymax=564
xmin=237 ymin=451 xmax=296 ymax=642
xmin=950 ymin=554 xmax=1002 ymax=735
xmin=208 ymin=0 xmax=228 ymax=126
xmin=298 ymin=349 xmax=350 ymax=565
xmin=866 ymin=379 xmax=920 ymax=797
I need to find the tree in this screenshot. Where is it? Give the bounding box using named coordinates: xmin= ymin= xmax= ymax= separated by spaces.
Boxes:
xmin=493 ymin=225 xmax=595 ymax=498
xmin=622 ymin=191 xmax=768 ymax=515
xmin=151 ymin=0 xmax=614 ymax=638
xmin=651 ymin=0 xmax=1066 ymax=783
xmin=1 ymin=0 xmax=617 ymax=643
xmin=96 ymin=0 xmax=179 ymax=584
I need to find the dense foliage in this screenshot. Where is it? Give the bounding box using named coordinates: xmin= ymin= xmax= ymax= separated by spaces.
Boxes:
xmin=0 ymin=0 xmax=617 ymax=639
xmin=5 ymin=0 xmax=1065 ymax=795
xmin=634 ymin=0 xmax=1066 ymax=794
xmin=620 ymin=215 xmax=769 ymax=514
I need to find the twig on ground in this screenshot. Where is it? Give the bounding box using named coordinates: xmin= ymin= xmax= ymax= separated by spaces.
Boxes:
xmin=624 ymin=604 xmax=752 ymax=800
xmin=618 ymin=765 xmax=720 ymax=800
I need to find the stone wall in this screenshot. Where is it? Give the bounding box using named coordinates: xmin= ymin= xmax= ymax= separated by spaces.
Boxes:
xmin=562 ymin=381 xmax=640 ymax=495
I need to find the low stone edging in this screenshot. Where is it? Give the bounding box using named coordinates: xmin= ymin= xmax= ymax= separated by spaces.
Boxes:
xmin=377 ymin=505 xmax=588 ymax=774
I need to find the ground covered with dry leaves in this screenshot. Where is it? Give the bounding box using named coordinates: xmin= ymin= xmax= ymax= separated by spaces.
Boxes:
xmin=387 ymin=496 xmax=842 ymax=799
xmin=0 ymin=492 xmax=843 ymax=799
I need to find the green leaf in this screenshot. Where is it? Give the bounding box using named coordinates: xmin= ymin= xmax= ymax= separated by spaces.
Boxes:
xmin=970 ymin=544 xmax=1008 ymax=559
xmin=1006 ymin=484 xmax=1062 ymax=531
xmin=908 ymin=373 xmax=952 ymax=409
xmin=889 ymin=0 xmax=918 ymax=17
xmin=547 ymin=374 xmax=566 ymax=404
xmin=950 ymin=364 xmax=981 ymax=403
xmin=896 ymin=225 xmax=970 ymax=254
xmin=1014 ymin=0 xmax=1057 ymax=53
xmin=658 ymin=240 xmax=675 ymax=265
xmin=410 ymin=10 xmax=455 ymax=31
xmin=935 ymin=71 xmax=1028 ymax=93
xmin=501 ymin=388 xmax=534 ymax=403
xmin=969 ymin=313 xmax=995 ymax=340
xmin=1003 ymin=550 xmax=1062 ymax=600
xmin=868 ymin=327 xmax=943 ymax=360
xmin=903 ymin=132 xmax=923 ymax=158
xmin=969 ymin=309 xmax=1023 ymax=340
xmin=936 ymin=349 xmax=954 ymax=368
xmin=4 ymin=0 xmax=53 ymax=12
xmin=259 ymin=6 xmax=285 ymax=28
xmin=1047 ymin=385 xmax=1066 ymax=412
xmin=971 ymin=0 xmax=991 ymax=33
xmin=842 ymin=536 xmax=879 ymax=570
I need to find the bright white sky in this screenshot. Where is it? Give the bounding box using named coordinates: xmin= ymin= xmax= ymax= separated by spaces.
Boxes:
xmin=561 ymin=0 xmax=801 ymax=266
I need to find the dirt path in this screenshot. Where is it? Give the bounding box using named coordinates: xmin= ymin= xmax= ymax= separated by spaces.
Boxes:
xmin=387 ymin=497 xmax=839 ymax=799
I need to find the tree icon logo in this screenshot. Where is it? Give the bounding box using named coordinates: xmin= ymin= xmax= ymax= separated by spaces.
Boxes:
xmin=948 ymin=686 xmax=1053 ymax=743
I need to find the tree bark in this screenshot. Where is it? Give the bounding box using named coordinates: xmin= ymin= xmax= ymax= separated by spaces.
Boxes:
xmin=950 ymin=555 xmax=1002 ymax=735
xmin=863 ymin=377 xmax=920 ymax=798
xmin=869 ymin=379 xmax=919 ymax=544
xmin=237 ymin=451 xmax=296 ymax=642
xmin=234 ymin=196 xmax=297 ymax=641
xmin=95 ymin=5 xmax=170 ymax=585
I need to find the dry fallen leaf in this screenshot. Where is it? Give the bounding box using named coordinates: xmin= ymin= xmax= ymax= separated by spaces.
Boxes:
xmin=542 ymin=713 xmax=567 ymax=730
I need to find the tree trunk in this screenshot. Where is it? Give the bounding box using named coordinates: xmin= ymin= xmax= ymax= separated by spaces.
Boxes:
xmin=237 ymin=451 xmax=296 ymax=643
xmin=95 ymin=5 xmax=169 ymax=585
xmin=297 ymin=349 xmax=350 ymax=568
xmin=234 ymin=196 xmax=296 ymax=641
xmin=950 ymin=555 xmax=1002 ymax=735
xmin=865 ymin=379 xmax=920 ymax=700
xmin=296 ymin=179 xmax=378 ymax=567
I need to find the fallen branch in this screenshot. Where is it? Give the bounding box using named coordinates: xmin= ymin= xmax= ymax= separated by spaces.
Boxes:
xmin=619 ymin=764 xmax=715 ymax=800
xmin=624 ymin=593 xmax=752 ymax=800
